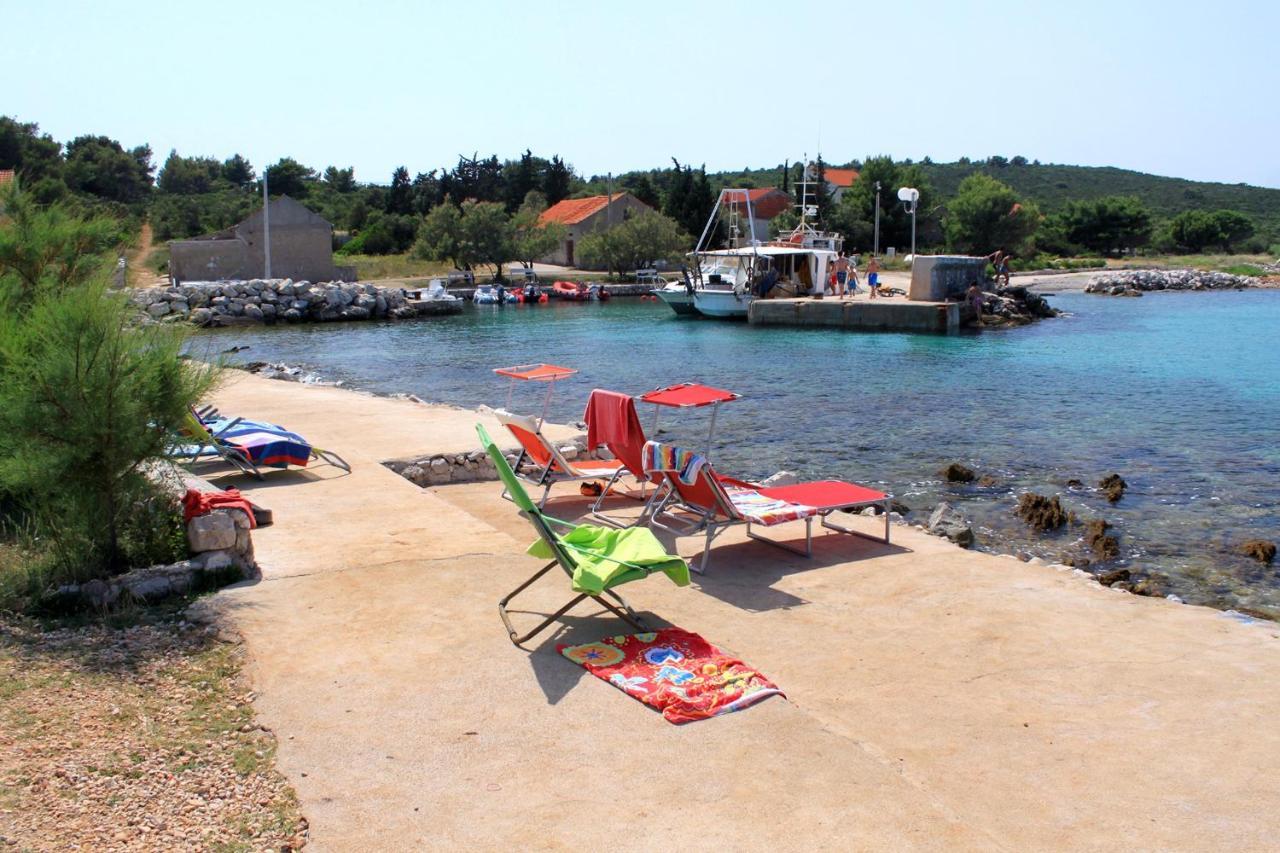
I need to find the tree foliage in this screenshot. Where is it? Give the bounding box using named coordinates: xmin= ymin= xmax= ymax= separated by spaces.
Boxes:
xmin=1047 ymin=196 xmax=1152 ymax=255
xmin=0 ymin=185 xmax=214 ymax=590
xmin=63 ymin=135 xmax=154 ymax=206
xmin=577 ymin=211 xmax=689 ymax=275
xmin=1167 ymin=209 xmax=1256 ymax=252
xmin=264 ymin=157 xmax=317 ymax=198
xmin=829 ymin=156 xmax=934 ymax=254
xmin=943 ymin=173 xmax=1040 ymax=255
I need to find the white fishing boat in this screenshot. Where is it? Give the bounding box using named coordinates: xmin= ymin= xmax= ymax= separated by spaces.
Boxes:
xmin=663 ymin=161 xmax=844 ymax=320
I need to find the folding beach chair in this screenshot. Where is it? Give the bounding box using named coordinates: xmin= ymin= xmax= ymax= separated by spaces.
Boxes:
xmin=643 ymin=441 xmax=890 ymax=573
xmin=171 ymin=409 xmax=264 ymax=479
xmin=477 ymin=424 xmax=690 ymax=647
xmin=493 ymin=409 xmax=630 ymax=508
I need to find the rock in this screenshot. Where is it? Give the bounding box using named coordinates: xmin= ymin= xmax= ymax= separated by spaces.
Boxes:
xmin=941 ymin=462 xmax=975 ymax=483
xmin=1097 ymin=568 xmax=1131 ymax=587
xmin=1085 ymin=518 xmax=1120 ymax=560
xmin=890 ymin=499 xmax=910 ymax=515
xmin=187 ymin=512 xmax=238 ymax=552
xmin=559 ymin=445 xmax=579 ymax=461
xmin=243 ymin=303 xmax=264 ymax=321
xmin=190 ymin=308 xmax=213 ymax=326
xmin=927 ymin=502 xmax=974 ymax=547
xmin=761 ymin=470 xmax=800 ymax=487
xmin=282 ymin=308 xmax=303 ymax=322
xmin=344 ymin=306 xmax=370 ymax=320
xmin=1016 ymin=493 xmax=1069 ymax=531
xmin=1066 ymin=478 xmax=1084 ymax=489
xmin=146 ymin=301 xmax=170 ymax=317
xmin=976 ymin=475 xmax=999 ymax=487
xmin=170 ymin=301 xmax=190 ymax=315
xmin=1239 ymin=540 xmax=1276 ymax=565
xmin=1098 ymin=473 xmax=1126 ymax=503
xmin=429 ymin=457 xmax=451 ymax=483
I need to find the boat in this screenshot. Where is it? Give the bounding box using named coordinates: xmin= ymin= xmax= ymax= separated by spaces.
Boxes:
xmin=421 ymin=278 xmax=460 ymax=302
xmin=592 ymin=284 xmax=610 ymax=302
xmin=662 ymin=163 xmax=843 ymax=319
xmin=552 ymin=280 xmax=591 ymax=301
xmin=473 ymin=284 xmax=520 ymax=305
xmin=653 ymin=276 xmax=698 ymax=316
xmin=518 ymin=283 xmax=548 ymax=304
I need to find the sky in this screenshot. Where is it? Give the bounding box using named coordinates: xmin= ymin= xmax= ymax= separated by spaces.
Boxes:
xmin=8 ymin=0 xmax=1280 ymax=188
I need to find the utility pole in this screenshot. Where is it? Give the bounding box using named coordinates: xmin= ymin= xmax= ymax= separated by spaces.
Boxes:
xmin=605 ymin=172 xmax=613 ymax=227
xmin=873 ymin=181 xmax=881 ymax=256
xmin=262 ymin=169 xmax=272 ymax=279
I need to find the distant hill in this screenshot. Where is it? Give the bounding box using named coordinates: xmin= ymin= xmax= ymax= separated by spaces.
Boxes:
xmin=703 ymin=161 xmax=1280 ymax=234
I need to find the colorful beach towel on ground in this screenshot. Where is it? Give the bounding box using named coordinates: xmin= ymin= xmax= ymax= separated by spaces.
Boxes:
xmin=558 ymin=627 xmax=784 ymax=724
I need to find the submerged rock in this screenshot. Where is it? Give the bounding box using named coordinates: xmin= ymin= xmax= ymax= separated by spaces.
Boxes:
xmin=1099 ymin=473 xmax=1127 ymax=503
xmin=1085 ymin=518 xmax=1120 ymax=560
xmin=941 ymin=462 xmax=976 ymax=483
xmin=1239 ymin=540 xmax=1276 ymax=565
xmin=1016 ymin=493 xmax=1069 ymax=531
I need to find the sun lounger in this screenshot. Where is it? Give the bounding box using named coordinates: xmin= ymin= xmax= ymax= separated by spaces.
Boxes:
xmin=642 ymin=440 xmax=890 ymax=573
xmin=493 ymin=409 xmax=629 ymax=508
xmin=477 ymin=424 xmax=689 ymax=646
xmin=173 ymin=408 xmax=351 ymax=478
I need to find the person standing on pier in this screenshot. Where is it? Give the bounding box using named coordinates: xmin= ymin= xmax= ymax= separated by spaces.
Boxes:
xmin=867 ymin=255 xmax=881 ymax=299
xmin=833 ymin=252 xmax=850 ymax=298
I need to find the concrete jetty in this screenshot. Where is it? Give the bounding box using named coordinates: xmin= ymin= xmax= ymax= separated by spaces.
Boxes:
xmin=750 ymin=295 xmax=962 ymax=333
xmin=197 ymin=372 xmax=1280 ymax=850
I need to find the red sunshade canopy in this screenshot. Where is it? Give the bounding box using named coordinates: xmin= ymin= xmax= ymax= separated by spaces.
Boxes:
xmin=493 ymin=363 xmax=578 ymax=382
xmin=639 ymin=382 xmax=741 ymax=409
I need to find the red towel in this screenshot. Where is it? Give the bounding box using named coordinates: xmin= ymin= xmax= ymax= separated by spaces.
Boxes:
xmin=181 ymin=488 xmax=257 ymax=529
xmin=583 ymin=389 xmax=647 ymax=478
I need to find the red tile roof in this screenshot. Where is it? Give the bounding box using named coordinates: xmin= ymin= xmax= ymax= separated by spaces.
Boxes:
xmin=825 ymin=167 xmax=859 ymax=187
xmin=0 ymin=169 xmax=15 ymax=188
xmin=720 ymin=188 xmax=793 ymax=220
xmin=539 ymin=193 xmax=629 ymax=226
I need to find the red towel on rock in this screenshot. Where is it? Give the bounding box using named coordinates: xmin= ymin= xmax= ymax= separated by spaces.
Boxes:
xmin=583 ymin=389 xmax=647 ymax=478
xmin=181 ymin=488 xmax=257 ymax=528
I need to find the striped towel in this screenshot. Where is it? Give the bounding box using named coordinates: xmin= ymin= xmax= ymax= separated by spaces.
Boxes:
xmin=642 ymin=441 xmax=708 ymax=485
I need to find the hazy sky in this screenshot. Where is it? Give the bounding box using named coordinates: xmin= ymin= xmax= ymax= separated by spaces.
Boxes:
xmin=9 ymin=0 xmax=1279 ymax=188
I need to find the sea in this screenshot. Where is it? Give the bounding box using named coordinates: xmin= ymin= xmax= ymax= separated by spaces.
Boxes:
xmin=192 ymin=290 xmax=1280 ymax=618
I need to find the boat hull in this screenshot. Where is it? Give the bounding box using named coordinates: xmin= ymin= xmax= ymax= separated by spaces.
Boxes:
xmin=654 ymin=287 xmax=699 ymax=316
xmin=693 ymin=289 xmax=751 ymax=319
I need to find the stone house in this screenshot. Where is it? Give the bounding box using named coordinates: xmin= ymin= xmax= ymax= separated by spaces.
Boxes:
xmin=168 ymin=195 xmax=355 ymax=283
xmin=824 ymin=167 xmax=859 ymax=203
xmin=537 ymin=192 xmax=654 ymax=267
xmin=721 ymin=188 xmax=794 ymax=243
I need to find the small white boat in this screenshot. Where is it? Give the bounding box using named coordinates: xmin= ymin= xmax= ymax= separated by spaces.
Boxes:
xmin=423 ymin=279 xmax=460 ymax=302
xmin=472 ymin=284 xmax=519 ymax=305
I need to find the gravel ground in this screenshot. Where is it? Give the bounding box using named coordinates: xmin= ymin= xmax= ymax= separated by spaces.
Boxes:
xmin=0 ymin=610 xmax=306 ymax=851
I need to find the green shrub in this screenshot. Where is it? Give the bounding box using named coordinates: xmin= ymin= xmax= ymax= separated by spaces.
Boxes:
xmin=0 ymin=185 xmax=215 ymax=608
xmin=1221 ymin=264 xmax=1266 ymax=277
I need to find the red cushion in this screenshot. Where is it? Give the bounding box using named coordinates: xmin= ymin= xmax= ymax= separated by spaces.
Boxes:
xmin=757 ymin=480 xmax=886 ymax=511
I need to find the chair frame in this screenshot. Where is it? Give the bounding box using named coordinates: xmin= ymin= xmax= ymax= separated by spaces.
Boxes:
xmin=181 ymin=409 xmax=352 ymax=477
xmin=479 ymin=424 xmax=663 ymax=647
xmin=493 ymin=409 xmax=627 ymax=509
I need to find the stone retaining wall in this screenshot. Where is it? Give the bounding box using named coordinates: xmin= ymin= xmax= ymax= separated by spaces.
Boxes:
xmin=384 ymin=436 xmax=600 ymax=487
xmin=132 ymin=279 xmax=461 ymax=327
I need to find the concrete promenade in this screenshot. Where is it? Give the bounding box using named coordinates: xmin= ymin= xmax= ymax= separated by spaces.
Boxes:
xmin=203 ymin=372 xmax=1280 ymax=851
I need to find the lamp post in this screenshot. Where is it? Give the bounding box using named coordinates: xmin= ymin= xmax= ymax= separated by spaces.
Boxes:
xmin=262 ymin=168 xmax=272 ymax=279
xmin=897 ymin=187 xmax=919 ymax=262
xmin=873 ymin=181 xmax=881 ymax=256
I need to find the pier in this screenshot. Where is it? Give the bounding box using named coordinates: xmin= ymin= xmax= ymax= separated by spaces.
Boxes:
xmin=749 ymin=296 xmax=963 ymax=333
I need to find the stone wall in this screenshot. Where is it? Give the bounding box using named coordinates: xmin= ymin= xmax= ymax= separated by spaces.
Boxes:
xmin=1085 ymin=269 xmax=1258 ymax=295
xmin=131 ymin=279 xmax=462 ymax=327
xmin=385 ymin=437 xmax=599 ymax=487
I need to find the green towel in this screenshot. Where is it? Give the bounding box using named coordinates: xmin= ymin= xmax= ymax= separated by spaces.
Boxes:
xmin=527 ymin=524 xmax=691 ymax=595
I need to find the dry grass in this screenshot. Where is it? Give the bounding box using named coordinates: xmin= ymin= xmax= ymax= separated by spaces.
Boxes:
xmin=0 ymin=611 xmax=306 ymax=851
xmin=1105 ymin=253 xmax=1274 ymax=272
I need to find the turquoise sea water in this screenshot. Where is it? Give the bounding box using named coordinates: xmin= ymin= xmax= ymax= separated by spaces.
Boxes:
xmin=194 ymin=291 xmax=1280 ymax=616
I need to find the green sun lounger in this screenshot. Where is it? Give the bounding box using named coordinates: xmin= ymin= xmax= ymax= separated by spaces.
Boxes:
xmin=477 ymin=424 xmax=690 ymax=646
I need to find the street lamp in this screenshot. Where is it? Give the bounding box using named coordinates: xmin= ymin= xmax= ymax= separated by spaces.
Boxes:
xmin=897 ymin=187 xmax=919 ymax=262
xmin=873 ymin=181 xmax=881 ymax=256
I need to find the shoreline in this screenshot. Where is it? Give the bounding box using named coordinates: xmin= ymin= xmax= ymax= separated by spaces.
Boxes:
xmin=194 ymin=371 xmax=1280 ymax=849
xmin=223 ymin=360 xmax=1276 ymax=620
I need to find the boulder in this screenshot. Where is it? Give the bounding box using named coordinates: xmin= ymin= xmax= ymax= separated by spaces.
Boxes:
xmin=190 ymin=308 xmax=213 ymax=326
xmin=1085 ymin=518 xmax=1120 ymax=559
xmin=941 ymin=462 xmax=976 ymax=483
xmin=187 ymin=512 xmax=237 ymax=552
xmin=927 ymin=502 xmax=974 ymax=547
xmin=243 ymin=303 xmax=264 ymax=321
xmin=282 ymin=308 xmax=303 ymax=322
xmin=1099 ymin=473 xmax=1127 ymax=503
xmin=1096 ymin=568 xmax=1131 ymax=587
xmin=146 ymin=301 xmax=170 ymax=317
xmin=1016 ymin=493 xmax=1069 ymax=530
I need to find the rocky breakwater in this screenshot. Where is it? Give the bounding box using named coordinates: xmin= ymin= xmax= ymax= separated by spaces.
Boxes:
xmin=133 ymin=279 xmax=462 ymax=327
xmin=978 ymin=285 xmax=1058 ymax=326
xmin=1085 ymin=269 xmax=1256 ymax=296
